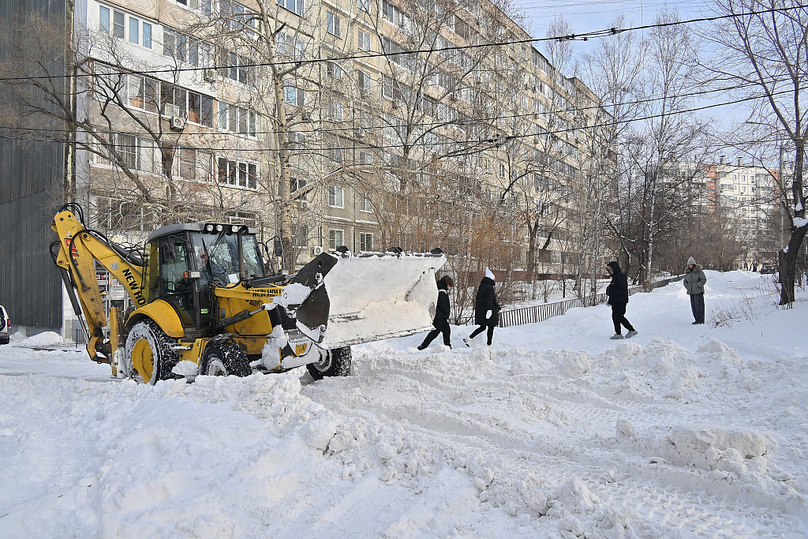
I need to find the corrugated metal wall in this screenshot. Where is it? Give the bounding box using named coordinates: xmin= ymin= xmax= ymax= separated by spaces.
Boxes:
xmin=0 ymin=0 xmax=67 ymax=331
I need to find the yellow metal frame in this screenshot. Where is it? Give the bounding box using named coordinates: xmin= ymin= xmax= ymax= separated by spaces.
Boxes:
xmin=131 ymin=300 xmax=185 ymax=338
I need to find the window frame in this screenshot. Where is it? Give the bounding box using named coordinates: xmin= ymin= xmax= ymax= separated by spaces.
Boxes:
xmin=217 ymin=157 xmax=259 ymax=189
xmin=357 ymin=29 xmax=372 ymax=52
xmin=328 ymin=228 xmax=345 ymax=250
xmin=359 ymin=232 xmax=373 ymax=252
xmin=99 ymin=4 xmax=152 ymax=49
xmin=328 ymin=185 xmax=344 ymax=208
xmin=278 ymin=0 xmax=304 ymax=16
xmin=326 ymin=11 xmax=342 ymax=37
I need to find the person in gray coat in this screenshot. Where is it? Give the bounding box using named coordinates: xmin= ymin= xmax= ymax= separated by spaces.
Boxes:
xmin=683 ymin=256 xmax=707 ymax=324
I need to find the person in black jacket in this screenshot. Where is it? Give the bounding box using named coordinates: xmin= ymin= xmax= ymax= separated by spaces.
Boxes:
xmin=418 ymin=275 xmax=455 ymax=350
xmin=464 ymin=269 xmax=500 ymax=346
xmin=605 ymin=261 xmax=637 ymax=339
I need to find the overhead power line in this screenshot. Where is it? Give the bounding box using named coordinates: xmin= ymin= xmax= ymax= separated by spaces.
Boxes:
xmin=1 ymin=3 xmax=805 ymax=83
xmin=1 ymin=86 xmax=795 ymax=155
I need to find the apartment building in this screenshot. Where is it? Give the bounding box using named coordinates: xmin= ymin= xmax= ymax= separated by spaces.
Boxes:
xmin=1 ymin=0 xmax=612 ymax=331
xmin=713 ymin=156 xmax=781 ymax=267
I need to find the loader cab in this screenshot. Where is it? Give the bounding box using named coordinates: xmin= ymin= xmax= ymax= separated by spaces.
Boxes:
xmin=143 ymin=222 xmax=266 ymax=330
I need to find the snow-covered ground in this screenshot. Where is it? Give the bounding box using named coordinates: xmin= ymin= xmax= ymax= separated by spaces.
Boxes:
xmin=1 ymin=270 xmax=805 ymax=537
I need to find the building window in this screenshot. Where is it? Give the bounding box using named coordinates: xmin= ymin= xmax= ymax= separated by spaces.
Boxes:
xmin=217 ymin=157 xmax=258 ymax=189
xmin=357 ymin=70 xmax=372 ymax=94
xmin=358 ymin=0 xmax=371 ymax=12
xmin=129 ymin=17 xmax=139 ymax=44
xmin=218 ymin=102 xmax=257 ymax=137
xmin=328 ymin=142 xmax=343 ymax=163
xmin=137 ymin=137 xmax=157 ymax=174
xmin=359 ymin=197 xmax=373 ymax=212
xmin=328 ymin=185 xmax=344 ymax=207
xmin=290 ymin=176 xmax=307 ymax=194
xmin=382 ymin=0 xmax=409 ymax=28
xmin=278 ymin=0 xmax=304 ymax=16
xmin=499 ymin=163 xmax=506 ymax=178
xmin=127 ymin=74 xmax=159 ymax=113
xmin=116 ymin=133 xmax=136 ymax=169
xmin=382 ymin=37 xmax=410 ymax=67
xmin=178 ymin=148 xmax=197 ymax=180
xmin=328 ymin=229 xmax=344 ymax=250
xmin=284 ymin=86 xmax=305 ymax=107
xmin=330 ymin=101 xmax=344 ymax=121
xmin=220 ymin=0 xmax=258 ymax=35
xmin=164 ymin=28 xmax=202 ymax=66
xmin=143 ymin=23 xmax=152 ymax=48
xmin=326 ymin=12 xmax=341 ymax=37
xmin=187 ymin=91 xmax=214 ymax=126
xmin=160 ymin=82 xmax=186 ymax=118
xmin=220 ymin=51 xmax=253 ymax=84
xmin=99 ymin=6 xmax=110 ymax=31
xmin=100 ymin=5 xmax=151 ymax=48
xmin=360 ymin=232 xmax=373 ymax=251
xmin=113 ymin=10 xmax=125 ymax=38
xmin=357 ymin=29 xmax=371 ymax=52
xmin=326 ymin=61 xmax=343 ymax=80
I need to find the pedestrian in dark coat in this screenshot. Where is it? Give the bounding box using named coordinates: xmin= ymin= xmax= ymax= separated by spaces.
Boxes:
xmin=605 ymin=261 xmax=637 ymax=339
xmin=464 ymin=269 xmax=500 ymax=346
xmin=683 ymin=256 xmax=707 ymax=325
xmin=418 ymin=275 xmax=454 ymax=350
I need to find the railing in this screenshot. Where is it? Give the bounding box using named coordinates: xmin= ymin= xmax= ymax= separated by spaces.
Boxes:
xmin=498 ymin=297 xmax=586 ymax=328
xmin=74 ymin=328 xmax=87 ymax=347
xmin=496 ymin=275 xmax=683 ymax=329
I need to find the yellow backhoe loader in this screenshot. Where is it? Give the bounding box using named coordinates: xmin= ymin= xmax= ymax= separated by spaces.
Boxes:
xmin=51 ymin=203 xmax=445 ymax=383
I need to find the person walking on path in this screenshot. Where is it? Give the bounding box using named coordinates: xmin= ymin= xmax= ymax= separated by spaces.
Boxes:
xmin=418 ymin=275 xmax=454 ymax=350
xmin=605 ymin=261 xmax=637 ymax=340
xmin=464 ymin=269 xmax=500 ymax=346
xmin=683 ymin=256 xmax=707 ymax=325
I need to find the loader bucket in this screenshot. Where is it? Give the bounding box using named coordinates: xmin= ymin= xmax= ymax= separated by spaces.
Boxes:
xmin=314 ymin=251 xmax=446 ymax=349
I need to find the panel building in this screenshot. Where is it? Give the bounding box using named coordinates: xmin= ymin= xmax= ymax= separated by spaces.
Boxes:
xmin=1 ymin=0 xmax=614 ymax=335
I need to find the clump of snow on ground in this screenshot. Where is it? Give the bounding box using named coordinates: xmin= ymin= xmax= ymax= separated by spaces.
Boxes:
xmin=1 ymin=270 xmax=806 ymax=537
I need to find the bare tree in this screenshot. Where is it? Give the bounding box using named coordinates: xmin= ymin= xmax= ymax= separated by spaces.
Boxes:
xmin=706 ymin=0 xmax=807 ymax=305
xmin=577 ymin=15 xmax=644 ymax=289
xmin=617 ymin=9 xmax=711 ymax=285
xmin=0 ymin=11 xmax=260 ymax=237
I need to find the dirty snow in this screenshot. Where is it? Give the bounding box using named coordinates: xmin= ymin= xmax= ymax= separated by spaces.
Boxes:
xmin=0 ymin=270 xmax=806 ymax=537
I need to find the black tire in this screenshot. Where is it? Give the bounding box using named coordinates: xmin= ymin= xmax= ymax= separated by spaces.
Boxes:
xmin=199 ymin=340 xmax=252 ymax=377
xmin=124 ymin=319 xmax=178 ymax=385
xmin=306 ymin=346 xmax=352 ymax=380
xmin=0 ymin=337 xmax=9 ymax=345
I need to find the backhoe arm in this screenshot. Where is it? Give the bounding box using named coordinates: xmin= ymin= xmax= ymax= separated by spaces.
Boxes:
xmin=52 ymin=209 xmax=146 ymax=363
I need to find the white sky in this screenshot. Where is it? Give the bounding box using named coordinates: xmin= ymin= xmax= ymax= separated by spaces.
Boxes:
xmin=515 ymin=0 xmax=710 ymax=37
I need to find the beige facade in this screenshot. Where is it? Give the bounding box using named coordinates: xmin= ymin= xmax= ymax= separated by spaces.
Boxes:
xmin=713 ymin=156 xmax=781 ymax=267
xmin=76 ymin=0 xmax=612 ymax=275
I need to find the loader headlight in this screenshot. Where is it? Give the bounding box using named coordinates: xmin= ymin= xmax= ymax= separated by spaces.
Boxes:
xmin=215 ymin=224 xmax=224 ymax=232
xmin=204 ymin=224 xmax=214 ymax=233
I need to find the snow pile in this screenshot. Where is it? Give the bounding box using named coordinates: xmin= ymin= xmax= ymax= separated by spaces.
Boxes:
xmin=1 ymin=270 xmax=806 ymax=537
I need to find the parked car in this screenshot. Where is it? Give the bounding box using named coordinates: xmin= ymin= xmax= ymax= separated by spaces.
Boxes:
xmin=0 ymin=304 xmax=9 ymax=344
xmin=760 ymin=264 xmax=777 ymax=275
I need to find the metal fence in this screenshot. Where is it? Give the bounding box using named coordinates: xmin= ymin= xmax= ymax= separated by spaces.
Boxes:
xmin=74 ymin=328 xmax=87 ymax=347
xmin=496 ymin=275 xmax=682 ymax=329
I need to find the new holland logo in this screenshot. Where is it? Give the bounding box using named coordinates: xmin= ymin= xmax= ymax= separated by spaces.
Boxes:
xmin=122 ymin=268 xmax=147 ymax=306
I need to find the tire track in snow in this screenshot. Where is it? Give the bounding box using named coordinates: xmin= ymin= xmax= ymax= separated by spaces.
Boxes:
xmin=301 ymin=344 xmax=807 ymax=536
